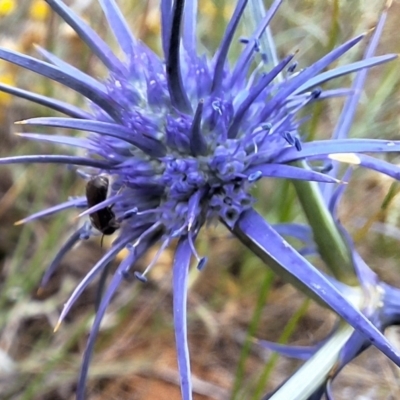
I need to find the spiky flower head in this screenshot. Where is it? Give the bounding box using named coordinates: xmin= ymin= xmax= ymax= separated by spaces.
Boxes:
xmin=2 ymin=0 xmax=400 ymax=398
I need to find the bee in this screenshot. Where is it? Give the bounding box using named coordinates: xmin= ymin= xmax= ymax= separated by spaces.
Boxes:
xmin=86 ymin=175 xmax=120 ymax=245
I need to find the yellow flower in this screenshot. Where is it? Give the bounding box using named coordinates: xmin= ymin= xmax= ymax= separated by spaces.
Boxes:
xmin=199 ymin=0 xmax=217 ymax=19
xmin=145 ymin=7 xmax=161 ymax=35
xmin=29 ymin=0 xmax=49 ymax=21
xmin=0 ymin=72 xmax=15 ymax=105
xmin=0 ymin=0 xmax=15 ymax=16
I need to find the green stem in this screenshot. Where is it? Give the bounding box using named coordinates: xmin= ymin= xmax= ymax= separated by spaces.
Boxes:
xmin=292 ymin=162 xmax=356 ymax=284
xmin=252 ymin=298 xmax=311 ymax=399
xmin=231 ymin=268 xmax=275 ymax=399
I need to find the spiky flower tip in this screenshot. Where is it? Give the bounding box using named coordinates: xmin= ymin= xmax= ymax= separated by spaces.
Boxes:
xmin=1 ymin=0 xmax=400 ymax=398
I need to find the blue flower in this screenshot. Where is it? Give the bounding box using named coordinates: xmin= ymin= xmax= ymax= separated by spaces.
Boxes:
xmin=1 ymin=0 xmax=400 ymax=398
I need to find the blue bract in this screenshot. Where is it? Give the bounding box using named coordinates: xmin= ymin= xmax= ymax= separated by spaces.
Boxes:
xmin=1 ymin=0 xmax=400 ymax=399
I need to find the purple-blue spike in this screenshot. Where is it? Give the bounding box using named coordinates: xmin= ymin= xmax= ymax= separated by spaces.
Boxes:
xmin=275 ymin=139 xmax=400 ymax=164
xmin=19 ymin=117 xmax=166 ymax=157
xmin=76 ymin=232 xmax=161 ymax=399
xmin=134 ymin=271 xmax=148 ymax=283
xmin=15 ymin=196 xmax=87 ymax=226
xmin=0 ymin=83 xmax=92 ymax=119
xmin=326 ymin=168 xmax=352 ymax=215
xmin=331 ymin=153 xmax=400 ymax=180
xmin=17 ymin=133 xmax=97 ymax=152
xmin=98 ymin=0 xmax=137 ymax=59
xmin=35 ymin=45 xmax=104 ymax=90
xmin=161 ymin=0 xmax=172 ymax=58
xmin=182 ymin=0 xmax=197 ymax=54
xmin=289 ymin=88 xmax=353 ymax=103
xmin=0 ymin=47 xmax=120 ymax=121
xmin=272 ymin=223 xmax=314 ymax=246
xmin=45 ymin=0 xmax=125 ymax=73
xmin=248 ymin=170 xmax=262 ymax=182
xmin=231 ymin=0 xmax=283 ymax=84
xmin=76 ymin=249 xmax=137 ymax=400
xmin=211 ymin=0 xmax=248 ymax=93
xmin=255 ymin=339 xmax=320 ymax=360
xmin=245 ymin=164 xmax=340 ymax=183
xmin=54 ymin=230 xmax=141 ymax=330
xmin=173 ymin=237 xmax=193 ymax=400
xmin=325 ymin=381 xmax=334 ymax=400
xmin=293 ymin=54 xmax=396 ymax=96
xmin=189 ymin=99 xmax=207 ymax=156
xmin=322 ymin=1 xmax=393 ymax=202
xmin=167 ymin=0 xmax=192 ymax=114
xmin=232 ymin=209 xmax=400 ymax=367
xmin=228 ymin=53 xmax=295 ymax=139
xmin=259 ymin=34 xmax=366 ymax=120
xmin=123 ymin=208 xmax=139 ymax=219
xmin=332 ymin=2 xmax=390 ymax=142
xmin=187 ymin=187 xmax=208 ymax=231
xmin=352 ymin=251 xmax=379 ymax=291
xmin=78 ymin=194 xmax=124 ymax=219
xmin=0 ymin=155 xmax=115 ymax=169
xmin=197 ymin=257 xmax=207 ymax=271
xmin=39 ymin=222 xmax=92 ymax=289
